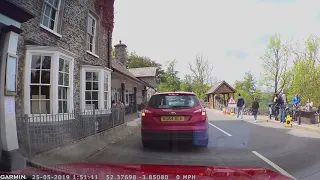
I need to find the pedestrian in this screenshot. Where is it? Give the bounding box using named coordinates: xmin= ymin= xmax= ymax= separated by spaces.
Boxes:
xmin=292 ymin=93 xmax=301 ymax=121
xmin=279 ymin=90 xmax=287 ymax=123
xmin=236 ymin=93 xmax=245 ymax=119
xmin=305 ymin=98 xmax=313 ymax=111
xmin=273 ymin=93 xmax=280 ymax=120
xmin=268 ymin=104 xmax=272 ymax=120
xmin=252 ymin=97 xmax=259 ymax=123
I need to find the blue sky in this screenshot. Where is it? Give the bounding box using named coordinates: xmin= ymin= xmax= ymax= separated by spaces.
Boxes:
xmin=112 ymin=0 xmax=320 ymax=86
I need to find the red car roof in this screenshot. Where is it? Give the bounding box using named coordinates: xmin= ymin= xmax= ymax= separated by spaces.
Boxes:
xmin=155 ymin=92 xmax=196 ymax=95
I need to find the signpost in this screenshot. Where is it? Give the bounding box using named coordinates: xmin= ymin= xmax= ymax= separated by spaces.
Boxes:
xmin=228 ymin=97 xmax=236 ymax=116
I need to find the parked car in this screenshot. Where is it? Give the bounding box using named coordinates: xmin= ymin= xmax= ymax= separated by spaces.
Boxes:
xmin=141 ymin=92 xmax=209 ymax=147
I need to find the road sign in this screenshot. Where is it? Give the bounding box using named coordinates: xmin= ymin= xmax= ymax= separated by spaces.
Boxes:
xmin=228 ymin=97 xmax=236 ymax=108
xmin=228 ymin=97 xmax=236 ymax=104
xmin=285 ymin=115 xmax=292 ymax=127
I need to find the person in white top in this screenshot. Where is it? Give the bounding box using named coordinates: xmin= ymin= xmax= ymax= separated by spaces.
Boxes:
xmin=305 ymin=98 xmax=313 ymax=111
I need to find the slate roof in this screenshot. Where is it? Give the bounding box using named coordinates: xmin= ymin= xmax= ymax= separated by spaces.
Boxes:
xmin=111 ymin=60 xmax=154 ymax=88
xmin=128 ymin=67 xmax=157 ymax=77
xmin=206 ymin=80 xmax=236 ymax=94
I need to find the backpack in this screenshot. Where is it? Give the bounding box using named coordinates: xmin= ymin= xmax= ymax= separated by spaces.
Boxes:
xmin=277 ymin=96 xmax=283 ymax=106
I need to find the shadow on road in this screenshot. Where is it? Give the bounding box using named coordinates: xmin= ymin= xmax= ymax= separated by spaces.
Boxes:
xmin=142 ymin=141 xmax=207 ymax=153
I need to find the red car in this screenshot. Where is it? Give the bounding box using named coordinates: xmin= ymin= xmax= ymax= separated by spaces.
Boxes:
xmin=141 ymin=92 xmax=209 ymax=147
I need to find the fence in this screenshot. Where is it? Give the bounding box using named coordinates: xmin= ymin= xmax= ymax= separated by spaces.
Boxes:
xmin=16 ymin=108 xmax=125 ymax=158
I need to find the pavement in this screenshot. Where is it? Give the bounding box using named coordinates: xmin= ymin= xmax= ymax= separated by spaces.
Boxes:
xmin=27 ymin=109 xmax=320 ymax=180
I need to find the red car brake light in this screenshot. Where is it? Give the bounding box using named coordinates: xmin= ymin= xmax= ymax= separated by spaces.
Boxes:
xmin=194 ymin=108 xmax=206 ymax=116
xmin=142 ymin=109 xmax=152 ymax=117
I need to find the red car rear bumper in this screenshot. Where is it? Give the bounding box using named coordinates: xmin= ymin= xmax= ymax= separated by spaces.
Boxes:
xmin=141 ymin=130 xmax=208 ymax=141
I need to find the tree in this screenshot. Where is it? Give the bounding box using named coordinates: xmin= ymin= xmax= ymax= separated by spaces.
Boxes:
xmin=189 ymin=54 xmax=214 ymax=99
xmin=305 ymin=34 xmax=320 ymax=64
xmin=260 ymin=33 xmax=291 ymax=93
xmin=180 ymin=75 xmax=194 ymax=92
xmin=234 ymin=72 xmax=260 ymax=106
xmin=157 ymin=60 xmax=181 ymax=92
xmin=127 ymin=52 xmax=165 ymax=83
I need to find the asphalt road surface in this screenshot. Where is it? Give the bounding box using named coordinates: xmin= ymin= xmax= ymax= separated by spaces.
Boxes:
xmin=87 ymin=109 xmax=320 ymax=180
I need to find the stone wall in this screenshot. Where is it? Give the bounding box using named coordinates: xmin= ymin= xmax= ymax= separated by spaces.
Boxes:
xmin=10 ymin=0 xmax=113 ymax=113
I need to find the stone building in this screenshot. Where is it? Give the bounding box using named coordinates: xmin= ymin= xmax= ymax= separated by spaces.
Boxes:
xmin=128 ymin=67 xmax=157 ymax=101
xmin=111 ymin=41 xmax=155 ymax=113
xmin=12 ymin=0 xmax=115 ymax=114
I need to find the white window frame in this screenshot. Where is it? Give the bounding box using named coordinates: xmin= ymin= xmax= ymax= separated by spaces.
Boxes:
xmin=24 ymin=46 xmax=74 ymax=116
xmin=80 ymin=65 xmax=112 ymax=113
xmin=86 ymin=13 xmax=97 ymax=54
xmin=40 ymin=0 xmax=62 ymax=37
xmin=104 ymin=72 xmax=109 ymax=110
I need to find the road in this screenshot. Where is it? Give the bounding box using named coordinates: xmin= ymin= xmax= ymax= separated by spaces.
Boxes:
xmin=87 ymin=109 xmax=320 ymax=180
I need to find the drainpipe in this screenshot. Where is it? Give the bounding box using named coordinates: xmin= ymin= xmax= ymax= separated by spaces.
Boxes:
xmin=107 ymin=30 xmax=111 ymax=69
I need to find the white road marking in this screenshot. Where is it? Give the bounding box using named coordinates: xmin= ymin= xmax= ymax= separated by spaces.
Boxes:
xmin=209 ymin=122 xmax=232 ymax=136
xmin=252 ymin=151 xmax=296 ymax=180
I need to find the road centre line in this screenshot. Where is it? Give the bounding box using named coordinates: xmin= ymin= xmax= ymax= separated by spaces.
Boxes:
xmin=252 ymin=151 xmax=296 ymax=180
xmin=208 ymin=122 xmax=232 ymax=137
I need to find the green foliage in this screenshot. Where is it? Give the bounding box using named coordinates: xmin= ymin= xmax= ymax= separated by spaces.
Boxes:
xmin=291 ymin=59 xmax=320 ymax=104
xmin=127 ymin=52 xmax=165 ymax=82
xmin=261 ymin=33 xmax=290 ymax=93
xmin=180 ymin=75 xmax=194 ymax=92
xmin=157 ymin=60 xmax=181 ymax=92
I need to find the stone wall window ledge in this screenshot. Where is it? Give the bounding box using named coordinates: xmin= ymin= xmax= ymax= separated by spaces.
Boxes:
xmin=40 ymin=24 xmax=62 ymax=38
xmin=86 ymin=50 xmax=99 ymax=58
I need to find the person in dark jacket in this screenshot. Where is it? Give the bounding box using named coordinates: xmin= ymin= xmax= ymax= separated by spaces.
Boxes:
xmin=252 ymin=97 xmax=260 ymax=122
xmin=236 ymin=93 xmax=245 ymax=119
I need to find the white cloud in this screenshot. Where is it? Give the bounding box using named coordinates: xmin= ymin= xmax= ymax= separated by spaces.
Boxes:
xmin=113 ymin=0 xmax=320 ymax=86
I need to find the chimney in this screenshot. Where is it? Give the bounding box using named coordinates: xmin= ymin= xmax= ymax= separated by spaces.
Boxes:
xmin=114 ymin=40 xmax=128 ymax=67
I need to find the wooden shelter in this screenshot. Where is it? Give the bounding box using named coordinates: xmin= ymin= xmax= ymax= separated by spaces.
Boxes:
xmin=206 ymin=81 xmax=236 ymax=109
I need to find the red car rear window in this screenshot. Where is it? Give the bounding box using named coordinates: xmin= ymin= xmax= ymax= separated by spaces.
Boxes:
xmin=148 ymin=94 xmax=200 ymax=109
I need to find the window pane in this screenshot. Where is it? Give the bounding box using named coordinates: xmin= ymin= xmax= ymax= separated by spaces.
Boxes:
xmin=30 ymin=85 xmax=39 ymax=99
xmin=93 ymin=82 xmax=99 ymax=90
xmin=51 ymin=8 xmax=56 ymax=20
xmin=31 ymin=55 xmax=41 ymax=69
xmin=58 ymin=87 xmax=67 ymax=100
xmin=104 ymin=92 xmax=108 ymax=101
xmin=31 ymin=70 xmax=40 ymax=83
xmin=58 ymin=101 xmax=62 ymax=113
xmin=89 ymin=43 xmax=93 ymax=52
xmin=42 ymin=15 xmax=49 ymax=27
xmin=44 ymin=4 xmax=51 ymax=17
xmin=93 ymin=72 xmax=98 ymax=81
xmin=92 ymin=101 xmax=98 ymax=109
xmin=40 ymin=86 xmax=50 ymax=99
xmin=53 ymin=0 xmax=59 ymax=8
xmin=31 ymin=100 xmax=39 ymax=114
xmin=85 ymin=101 xmax=92 ymax=105
xmin=92 ymin=92 xmax=98 ymax=100
xmin=49 ymin=19 xmax=55 ymax=30
xmin=63 ymin=101 xmax=67 ymax=113
xmin=42 ymin=56 xmax=51 ymax=69
xmin=59 ymin=58 xmax=64 ymax=71
xmin=86 ymin=72 xmax=92 ymax=81
xmin=86 ymin=82 xmax=92 ymax=90
xmin=104 ymin=101 xmax=108 ymax=110
xmin=64 ymin=73 xmax=69 ymax=86
xmin=65 ymin=60 xmax=69 ymax=73
xmin=58 ymin=72 xmax=63 ymax=85
xmin=48 ymin=0 xmax=54 ymax=6
xmin=87 ymin=17 xmax=92 ymax=34
xmin=85 ymin=92 xmax=91 ymax=100
xmin=41 ymin=70 xmax=50 ymax=84
xmin=40 ymin=100 xmax=50 ymax=114
xmin=58 ymin=87 xmax=62 ymax=99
